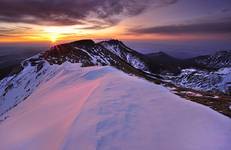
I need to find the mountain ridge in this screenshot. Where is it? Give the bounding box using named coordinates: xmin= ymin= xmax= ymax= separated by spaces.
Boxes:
xmin=0 ymin=39 xmax=231 ymax=118
xmin=1 ymin=39 xmax=231 ymax=95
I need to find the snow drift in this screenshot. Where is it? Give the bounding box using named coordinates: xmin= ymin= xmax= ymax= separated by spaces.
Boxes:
xmin=0 ymin=63 xmax=230 ymax=150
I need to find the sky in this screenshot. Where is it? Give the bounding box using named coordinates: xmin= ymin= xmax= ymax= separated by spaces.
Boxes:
xmin=0 ymin=0 xmax=231 ymax=48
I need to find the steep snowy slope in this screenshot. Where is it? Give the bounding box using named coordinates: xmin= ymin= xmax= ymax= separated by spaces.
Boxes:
xmin=0 ymin=63 xmax=230 ymax=150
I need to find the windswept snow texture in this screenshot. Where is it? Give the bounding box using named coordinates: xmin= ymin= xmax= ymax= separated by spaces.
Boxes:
xmin=0 ymin=63 xmax=231 ymax=150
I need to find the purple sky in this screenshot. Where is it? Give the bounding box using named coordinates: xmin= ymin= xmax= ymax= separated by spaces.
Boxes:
xmin=0 ymin=0 xmax=230 ymax=54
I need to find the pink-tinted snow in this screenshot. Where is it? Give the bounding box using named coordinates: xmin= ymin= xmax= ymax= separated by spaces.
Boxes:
xmin=0 ymin=63 xmax=230 ymax=150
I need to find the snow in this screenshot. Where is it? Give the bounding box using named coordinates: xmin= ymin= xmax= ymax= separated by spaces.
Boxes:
xmin=101 ymin=42 xmax=122 ymax=58
xmin=0 ymin=63 xmax=231 ymax=150
xmin=75 ymin=47 xmax=97 ymax=64
xmin=171 ymin=67 xmax=231 ymax=94
xmin=215 ymin=67 xmax=231 ymax=92
xmin=217 ymin=67 xmax=231 ymax=75
xmin=126 ymin=53 xmax=147 ymax=71
xmin=213 ymin=95 xmax=220 ymax=99
xmin=101 ymin=42 xmax=148 ymax=71
xmin=0 ymin=56 xmax=65 ymax=116
xmin=179 ymin=91 xmax=203 ymax=97
xmin=182 ymin=68 xmax=197 ymax=72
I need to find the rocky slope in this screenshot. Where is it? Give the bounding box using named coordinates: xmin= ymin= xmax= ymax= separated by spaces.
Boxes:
xmin=162 ymin=51 xmax=231 ymax=95
xmin=194 ymin=51 xmax=231 ymax=69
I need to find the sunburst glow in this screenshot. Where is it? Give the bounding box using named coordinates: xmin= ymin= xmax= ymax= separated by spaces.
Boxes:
xmin=50 ymin=33 xmax=58 ymax=43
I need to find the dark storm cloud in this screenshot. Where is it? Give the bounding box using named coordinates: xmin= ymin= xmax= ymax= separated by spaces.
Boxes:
xmin=129 ymin=21 xmax=231 ymax=35
xmin=0 ymin=0 xmax=178 ymax=28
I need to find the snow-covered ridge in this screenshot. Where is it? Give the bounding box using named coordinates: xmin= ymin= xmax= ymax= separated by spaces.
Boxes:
xmin=1 ymin=39 xmax=231 ymax=119
xmin=0 ymin=63 xmax=231 ymax=150
xmin=0 ymin=39 xmax=151 ymax=117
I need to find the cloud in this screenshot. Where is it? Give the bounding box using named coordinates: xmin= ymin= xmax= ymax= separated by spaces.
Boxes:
xmin=0 ymin=0 xmax=178 ymax=28
xmin=129 ymin=20 xmax=231 ymax=35
xmin=0 ymin=26 xmax=33 ymax=34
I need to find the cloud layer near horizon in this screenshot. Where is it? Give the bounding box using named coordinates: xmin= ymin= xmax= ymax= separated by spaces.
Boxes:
xmin=129 ymin=20 xmax=231 ymax=35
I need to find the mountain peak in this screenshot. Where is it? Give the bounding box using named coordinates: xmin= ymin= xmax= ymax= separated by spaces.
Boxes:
xmin=40 ymin=39 xmax=150 ymax=73
xmin=101 ymin=39 xmax=121 ymax=44
xmin=69 ymin=39 xmax=95 ymax=47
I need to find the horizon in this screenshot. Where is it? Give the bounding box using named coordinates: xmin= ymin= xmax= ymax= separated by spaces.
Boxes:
xmin=0 ymin=38 xmax=231 ymax=59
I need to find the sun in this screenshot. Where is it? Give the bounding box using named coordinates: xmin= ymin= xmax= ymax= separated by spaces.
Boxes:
xmin=50 ymin=33 xmax=58 ymax=43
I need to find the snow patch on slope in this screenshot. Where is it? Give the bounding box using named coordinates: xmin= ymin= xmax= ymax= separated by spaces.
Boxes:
xmin=101 ymin=42 xmax=148 ymax=71
xmin=170 ymin=67 xmax=231 ymax=93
